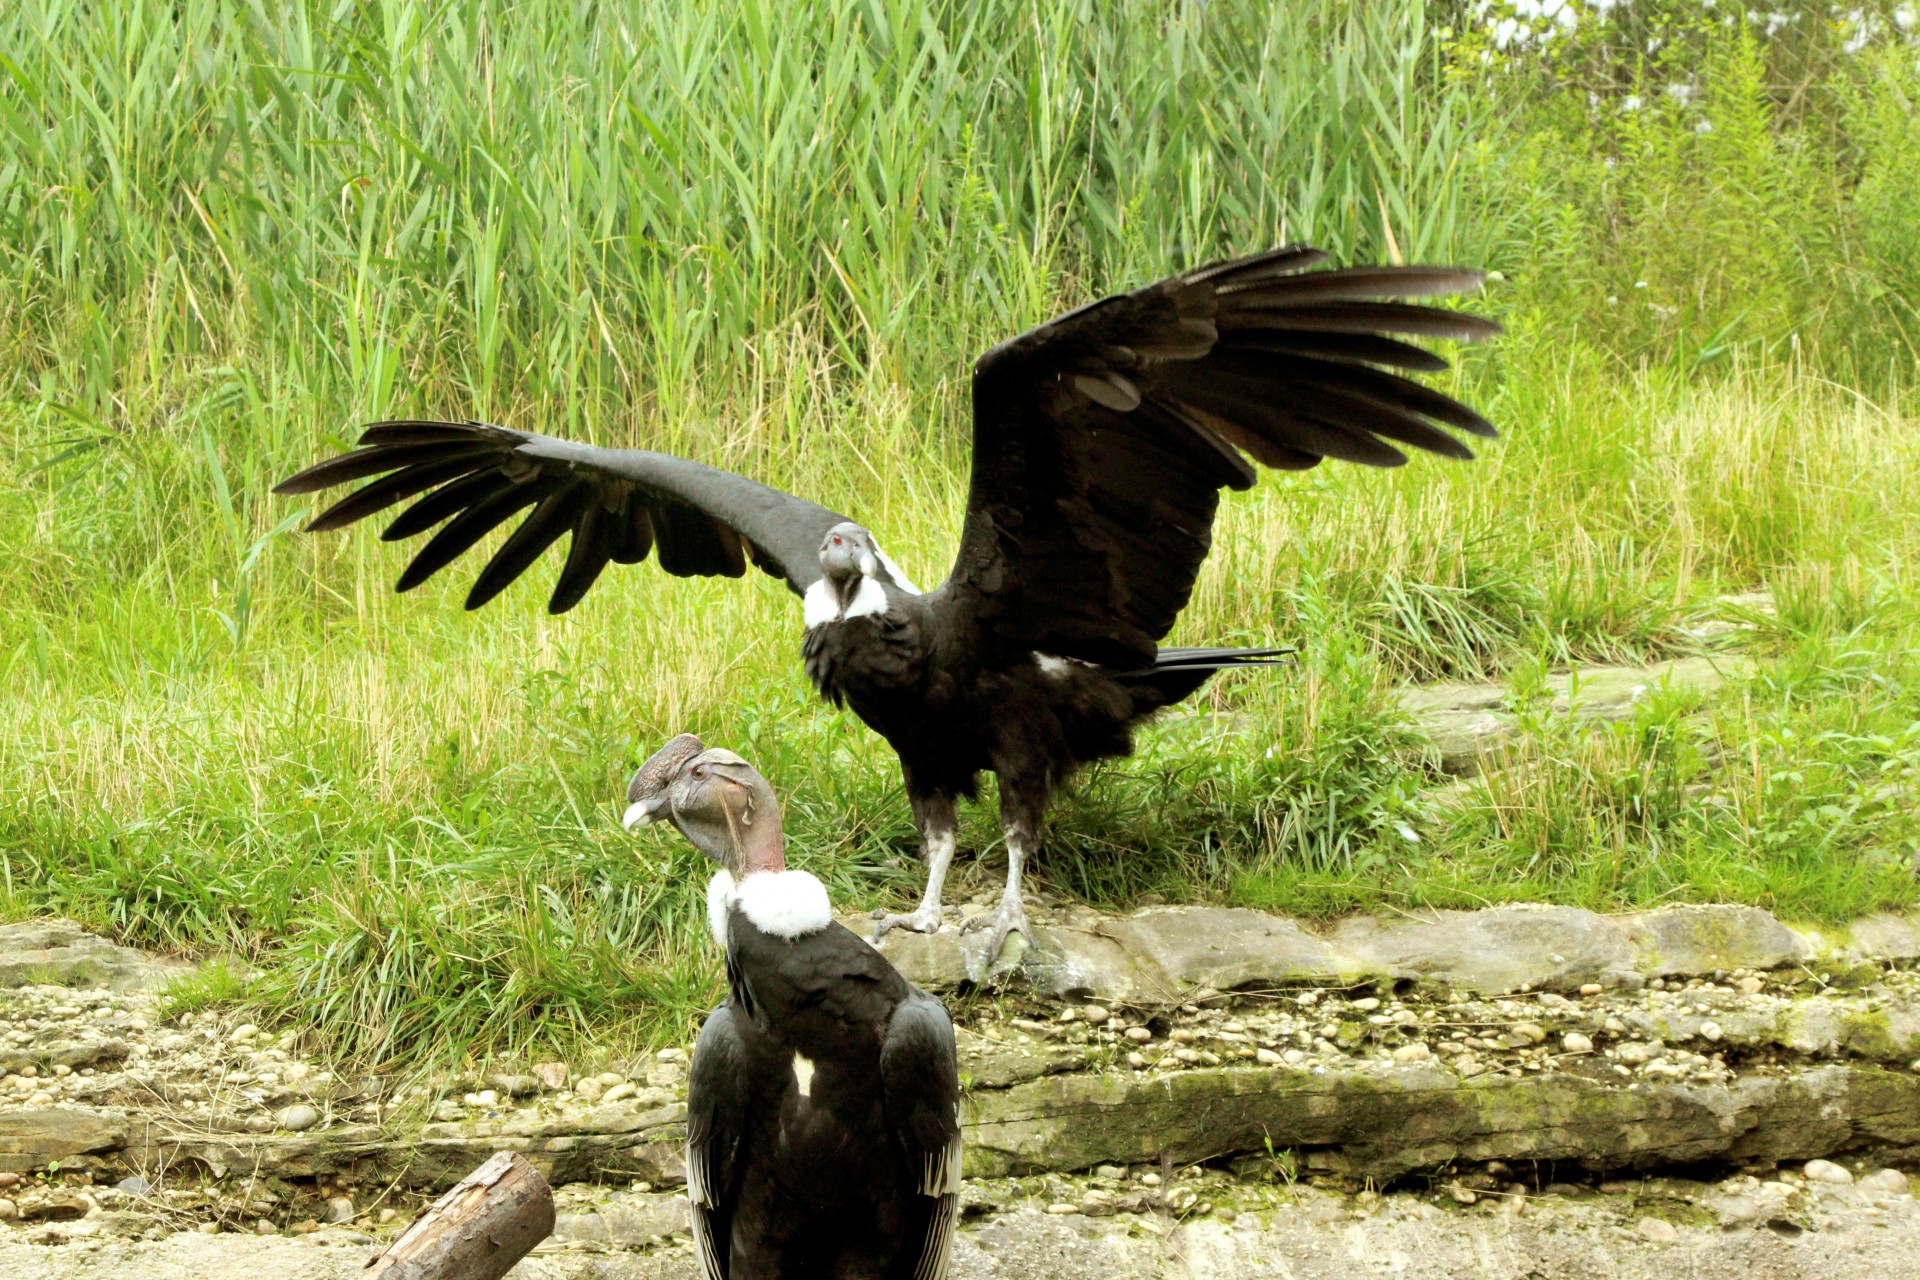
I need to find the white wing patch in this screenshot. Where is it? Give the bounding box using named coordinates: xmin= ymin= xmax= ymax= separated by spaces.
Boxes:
xmin=686 ymin=1136 xmax=727 ymax=1279
xmin=734 ymin=869 xmax=833 ymax=938
xmin=705 ymin=870 xmax=736 ymax=950
xmin=913 ymin=1192 xmax=959 ymax=1280
xmin=792 ymin=1051 xmax=816 ymax=1098
xmin=1033 ymin=652 xmax=1090 ymax=679
xmin=872 ymin=540 xmax=920 ymax=594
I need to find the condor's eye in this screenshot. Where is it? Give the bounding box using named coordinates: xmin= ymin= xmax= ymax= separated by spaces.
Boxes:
xmin=831 ymin=535 xmax=843 ymax=546
xmin=691 ymin=765 xmax=708 ymax=780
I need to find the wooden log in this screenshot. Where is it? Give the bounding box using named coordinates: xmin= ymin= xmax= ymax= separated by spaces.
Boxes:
xmin=365 ymin=1150 xmax=555 ymax=1280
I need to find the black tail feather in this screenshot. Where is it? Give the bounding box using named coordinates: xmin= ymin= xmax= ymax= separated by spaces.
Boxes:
xmin=1113 ymin=645 xmax=1294 ymax=710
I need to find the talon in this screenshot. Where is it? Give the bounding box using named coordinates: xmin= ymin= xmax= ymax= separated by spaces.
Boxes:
xmin=872 ymin=906 xmax=945 ymax=943
xmin=961 ymin=900 xmax=1033 ymax=961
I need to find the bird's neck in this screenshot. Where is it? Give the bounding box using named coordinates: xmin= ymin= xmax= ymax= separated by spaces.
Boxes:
xmin=803 ymin=571 xmax=888 ymax=628
xmin=732 ymin=821 xmax=786 ymax=876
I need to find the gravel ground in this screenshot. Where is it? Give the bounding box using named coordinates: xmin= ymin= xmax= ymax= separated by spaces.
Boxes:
xmin=1 ymin=1171 xmax=1916 ymax=1279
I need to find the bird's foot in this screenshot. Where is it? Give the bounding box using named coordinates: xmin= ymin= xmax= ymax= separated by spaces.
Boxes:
xmin=871 ymin=904 xmax=947 ymax=942
xmin=960 ymin=895 xmax=1033 ymax=966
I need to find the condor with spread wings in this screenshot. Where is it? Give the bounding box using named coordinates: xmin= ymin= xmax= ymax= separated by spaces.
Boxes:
xmin=277 ymin=246 xmax=1498 ymax=961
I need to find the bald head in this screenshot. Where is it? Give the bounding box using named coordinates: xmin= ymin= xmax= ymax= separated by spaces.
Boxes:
xmin=622 ymin=736 xmax=785 ymax=876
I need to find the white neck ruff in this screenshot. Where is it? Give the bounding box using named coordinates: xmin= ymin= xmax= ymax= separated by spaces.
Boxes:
xmin=707 ymin=868 xmax=834 ymax=946
xmin=803 ymin=575 xmax=890 ymax=629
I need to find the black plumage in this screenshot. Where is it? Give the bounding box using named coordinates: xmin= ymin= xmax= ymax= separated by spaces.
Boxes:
xmin=276 ymin=246 xmax=1499 ymax=957
xmin=624 ymin=734 xmax=961 ymax=1280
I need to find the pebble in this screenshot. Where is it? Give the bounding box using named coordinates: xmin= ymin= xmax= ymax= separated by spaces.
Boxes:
xmin=1447 ymin=1183 xmax=1477 ymax=1205
xmin=1125 ymin=1052 xmax=1148 ymax=1069
xmin=115 ymin=1177 xmax=151 ymax=1196
xmin=231 ymin=1024 xmax=259 ymax=1042
xmin=1578 ymin=984 xmax=1604 ymax=997
xmin=1803 ymin=1159 xmax=1853 ymax=1185
xmin=254 ymin=1219 xmax=276 ymax=1236
xmin=274 ymin=1103 xmax=320 ymax=1131
xmin=1215 ymin=1206 xmax=1237 ymax=1223
xmin=1125 ymin=1027 xmax=1152 ymax=1043
xmin=1173 ymin=1048 xmax=1200 ymax=1064
xmin=1616 ymin=1043 xmax=1652 ymax=1066
xmin=487 ymin=1074 xmax=541 ymax=1098
xmin=1391 ymin=1043 xmax=1431 ymax=1063
xmin=324 ymin=1196 xmax=356 ymax=1223
xmin=532 ymin=1062 xmax=570 ymax=1091
xmin=1861 ymin=1169 xmax=1909 ymax=1194
xmin=0 ymin=1199 xmax=15 ymax=1221
xmin=1094 ymin=1165 xmax=1127 ymax=1180
xmin=602 ymin=1082 xmax=637 ymax=1103
xmin=1352 ymin=998 xmax=1382 ymax=1012
xmin=1296 ymin=990 xmax=1321 ymax=1007
xmin=1700 ymin=1021 xmax=1723 ymax=1042
xmin=1737 ymin=976 xmax=1764 ymax=995
xmin=1080 ymin=1006 xmax=1110 ymax=1026
xmin=573 ymin=1078 xmax=606 ymax=1103
xmin=1255 ymin=1048 xmax=1283 ymax=1065
xmin=1562 ymin=1032 xmax=1593 ymax=1054
xmin=1046 ymin=1202 xmax=1078 ymax=1215
xmin=596 ymin=1072 xmax=625 ymax=1088
xmin=1139 ymin=1172 xmax=1162 ymax=1187
xmin=1169 ymin=1029 xmax=1198 ymax=1044
xmin=1511 ymin=1023 xmax=1547 ymax=1045
xmin=1636 ymin=1217 xmax=1678 ymax=1242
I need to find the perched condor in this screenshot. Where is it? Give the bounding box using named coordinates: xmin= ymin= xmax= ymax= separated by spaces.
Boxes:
xmin=624 ymin=733 xmax=962 ymax=1280
xmin=277 ymin=246 xmax=1498 ymax=960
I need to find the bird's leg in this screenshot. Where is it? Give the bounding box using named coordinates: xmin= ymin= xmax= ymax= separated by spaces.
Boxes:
xmin=872 ymin=792 xmax=958 ymax=941
xmin=961 ymin=816 xmax=1035 ymax=963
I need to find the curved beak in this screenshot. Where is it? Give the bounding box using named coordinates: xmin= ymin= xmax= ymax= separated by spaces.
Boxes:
xmin=622 ymin=793 xmax=671 ymax=830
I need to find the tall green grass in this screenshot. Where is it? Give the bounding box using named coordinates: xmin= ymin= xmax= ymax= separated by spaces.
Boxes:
xmin=2 ymin=1 xmax=1918 ymax=1065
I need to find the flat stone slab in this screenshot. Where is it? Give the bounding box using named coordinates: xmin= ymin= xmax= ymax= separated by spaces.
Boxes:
xmin=873 ymin=901 xmax=1872 ymax=1000
xmin=0 ymin=1108 xmax=128 ymax=1173
xmin=1398 ymin=656 xmax=1759 ymax=775
xmin=39 ymin=1057 xmax=1908 ymax=1191
xmin=0 ymin=919 xmax=192 ymax=993
xmin=964 ymin=1061 xmax=1920 ymax=1180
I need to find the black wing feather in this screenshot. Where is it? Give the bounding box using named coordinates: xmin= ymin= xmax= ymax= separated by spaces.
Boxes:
xmin=687 ymin=1005 xmax=749 ymax=1280
xmin=944 ymin=246 xmax=1499 ymax=667
xmin=881 ymin=991 xmax=963 ymax=1280
xmin=306 ymin=449 xmax=500 ymax=533
xmin=274 ymin=420 xmax=852 ymax=613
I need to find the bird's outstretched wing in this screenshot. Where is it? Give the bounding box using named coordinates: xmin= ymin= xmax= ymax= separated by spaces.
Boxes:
xmin=938 ymin=246 xmax=1499 ymax=668
xmin=880 ymin=990 xmax=963 ymax=1280
xmin=686 ymin=1004 xmax=749 ymax=1280
xmin=273 ymin=421 xmax=852 ymax=612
